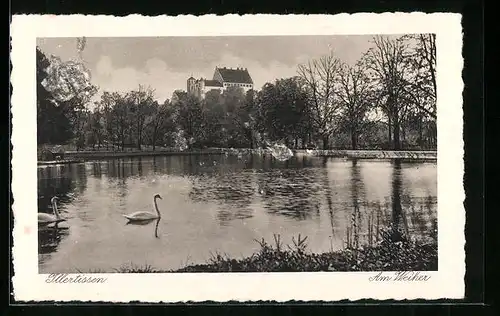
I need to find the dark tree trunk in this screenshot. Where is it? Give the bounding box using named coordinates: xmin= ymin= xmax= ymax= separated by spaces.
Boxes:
xmin=431 ymin=123 xmax=437 ymax=148
xmin=248 ymin=130 xmax=254 ymax=149
xmin=152 ymin=124 xmax=158 ymax=151
xmin=106 ymin=128 xmax=109 ymax=150
xmin=393 ymin=119 xmax=401 ymax=150
xmin=351 ymin=127 xmax=358 ymax=150
xmin=322 ymin=135 xmax=329 ymax=150
xmin=128 ymin=128 xmax=133 ymax=150
xmin=121 ymin=128 xmax=125 ymax=151
xmin=387 ymin=116 xmax=392 ymax=149
xmin=401 ymin=121 xmax=406 ymax=144
xmin=137 ymin=121 xmax=142 ymax=150
xmin=418 ymin=113 xmax=423 ymax=148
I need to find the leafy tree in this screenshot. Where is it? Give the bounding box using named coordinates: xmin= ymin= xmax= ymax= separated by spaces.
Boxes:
xmin=174 ymin=92 xmax=204 ymax=148
xmin=145 ymin=99 xmax=176 ymax=151
xmin=37 ymin=47 xmax=98 ymax=148
xmin=98 ymin=91 xmax=121 ymax=149
xmin=127 ymin=85 xmax=156 ymax=150
xmin=237 ymin=89 xmax=261 ymax=148
xmin=171 ymin=90 xmax=188 ymax=105
xmin=85 ymin=106 xmax=105 ymax=149
xmin=110 ymin=93 xmax=132 ymax=150
xmin=36 ymin=47 xmax=73 ymax=144
xmin=257 ymin=78 xmax=309 ymax=148
xmin=202 ymin=90 xmax=227 ymax=147
xmin=221 ymin=87 xmax=249 ymax=147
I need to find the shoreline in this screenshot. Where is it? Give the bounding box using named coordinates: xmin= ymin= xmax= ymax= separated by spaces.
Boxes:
xmin=38 ymin=148 xmax=437 ymax=165
xmin=72 ymin=235 xmax=437 ymax=273
xmin=171 ymin=236 xmax=437 ymax=273
xmin=37 ymin=159 xmax=84 ymax=166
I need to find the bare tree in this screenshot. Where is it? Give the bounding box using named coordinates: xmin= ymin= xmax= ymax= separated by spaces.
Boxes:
xmin=417 ymin=34 xmax=436 ymax=102
xmin=337 ymin=62 xmax=374 ymax=149
xmin=363 ymin=35 xmax=414 ymax=150
xmin=401 ymin=34 xmax=437 ymax=120
xmin=401 ymin=34 xmax=437 ymax=148
xmin=297 ymin=53 xmax=343 ymax=149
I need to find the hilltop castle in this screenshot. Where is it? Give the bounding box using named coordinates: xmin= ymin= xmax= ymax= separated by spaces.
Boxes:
xmin=187 ymin=66 xmax=254 ymax=99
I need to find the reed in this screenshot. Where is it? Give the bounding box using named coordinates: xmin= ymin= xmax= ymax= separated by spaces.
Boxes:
xmin=100 ymin=230 xmax=437 ymax=273
xmin=173 ymin=231 xmax=437 ymax=273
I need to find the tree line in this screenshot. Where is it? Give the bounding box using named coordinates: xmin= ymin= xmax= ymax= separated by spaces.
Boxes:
xmin=37 ymin=34 xmax=437 ymax=151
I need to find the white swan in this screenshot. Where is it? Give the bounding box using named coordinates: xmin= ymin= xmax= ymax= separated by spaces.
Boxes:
xmin=38 ymin=196 xmax=66 ymax=226
xmin=123 ymin=194 xmax=162 ymax=222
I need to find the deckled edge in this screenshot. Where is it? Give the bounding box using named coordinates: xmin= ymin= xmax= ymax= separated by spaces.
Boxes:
xmin=10 ymin=12 xmax=465 ymax=303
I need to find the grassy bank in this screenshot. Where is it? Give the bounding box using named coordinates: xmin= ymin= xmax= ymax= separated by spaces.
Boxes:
xmin=112 ymin=231 xmax=437 ymax=273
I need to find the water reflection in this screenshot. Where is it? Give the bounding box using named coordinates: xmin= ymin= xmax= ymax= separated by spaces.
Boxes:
xmin=258 ymin=168 xmax=322 ymax=220
xmin=187 ymin=156 xmax=326 ymax=223
xmin=38 ymin=226 xmax=70 ymax=264
xmin=189 ymin=174 xmax=255 ymax=224
xmin=37 ymin=155 xmax=437 ymax=272
xmin=391 ymin=160 xmax=405 ymax=240
xmin=340 ymin=159 xmax=437 ymax=249
xmin=37 ymin=164 xmax=87 ymax=214
xmin=125 ymin=218 xmax=161 ymax=238
xmin=346 ymin=159 xmax=364 ymax=249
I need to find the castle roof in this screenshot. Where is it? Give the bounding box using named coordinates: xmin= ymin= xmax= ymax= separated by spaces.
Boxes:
xmin=204 ymin=79 xmax=223 ymax=87
xmin=217 ymin=67 xmax=253 ymax=84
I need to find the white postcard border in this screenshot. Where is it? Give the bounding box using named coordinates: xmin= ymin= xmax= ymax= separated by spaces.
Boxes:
xmin=11 ymin=13 xmax=465 ymax=302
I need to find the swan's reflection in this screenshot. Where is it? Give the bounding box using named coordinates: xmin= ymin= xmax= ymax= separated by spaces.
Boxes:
xmin=38 ymin=225 xmax=70 ymax=255
xmin=125 ymin=218 xmax=161 ymax=238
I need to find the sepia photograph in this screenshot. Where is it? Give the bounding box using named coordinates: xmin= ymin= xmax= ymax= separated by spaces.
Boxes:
xmin=35 ymin=34 xmax=438 ymax=274
xmin=11 ymin=14 xmax=464 ymax=302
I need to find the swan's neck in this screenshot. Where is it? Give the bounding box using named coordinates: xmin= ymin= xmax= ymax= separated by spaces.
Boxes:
xmin=154 ymin=197 xmax=161 ymax=218
xmin=53 ymin=201 xmax=61 ymax=219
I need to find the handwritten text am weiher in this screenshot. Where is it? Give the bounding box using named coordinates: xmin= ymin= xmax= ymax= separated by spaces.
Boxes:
xmin=369 ymin=271 xmax=431 ymax=282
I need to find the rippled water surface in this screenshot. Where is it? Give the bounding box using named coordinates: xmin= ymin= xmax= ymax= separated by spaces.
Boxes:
xmin=38 ymin=154 xmax=437 ymax=273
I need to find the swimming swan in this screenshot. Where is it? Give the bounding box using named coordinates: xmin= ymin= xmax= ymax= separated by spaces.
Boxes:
xmin=38 ymin=196 xmax=66 ymax=226
xmin=123 ymin=194 xmax=162 ymax=222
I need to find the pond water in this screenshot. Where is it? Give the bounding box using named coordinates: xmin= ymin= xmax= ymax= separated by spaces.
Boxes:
xmin=37 ymin=154 xmax=437 ymax=273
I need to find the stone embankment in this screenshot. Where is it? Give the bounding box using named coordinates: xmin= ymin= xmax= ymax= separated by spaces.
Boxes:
xmin=38 ymin=148 xmax=436 ymax=164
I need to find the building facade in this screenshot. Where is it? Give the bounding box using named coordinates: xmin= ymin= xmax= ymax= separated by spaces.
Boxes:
xmin=187 ymin=67 xmax=254 ymax=99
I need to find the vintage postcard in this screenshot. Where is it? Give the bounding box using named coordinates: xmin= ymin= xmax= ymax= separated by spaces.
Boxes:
xmin=11 ymin=13 xmax=464 ymax=302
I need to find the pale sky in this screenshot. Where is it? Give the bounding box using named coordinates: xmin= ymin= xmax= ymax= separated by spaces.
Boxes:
xmin=37 ymin=36 xmax=375 ymax=103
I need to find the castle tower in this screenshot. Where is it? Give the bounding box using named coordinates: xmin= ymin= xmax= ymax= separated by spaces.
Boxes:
xmin=187 ymin=76 xmax=196 ymax=95
xmin=198 ymin=78 xmax=205 ymax=98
